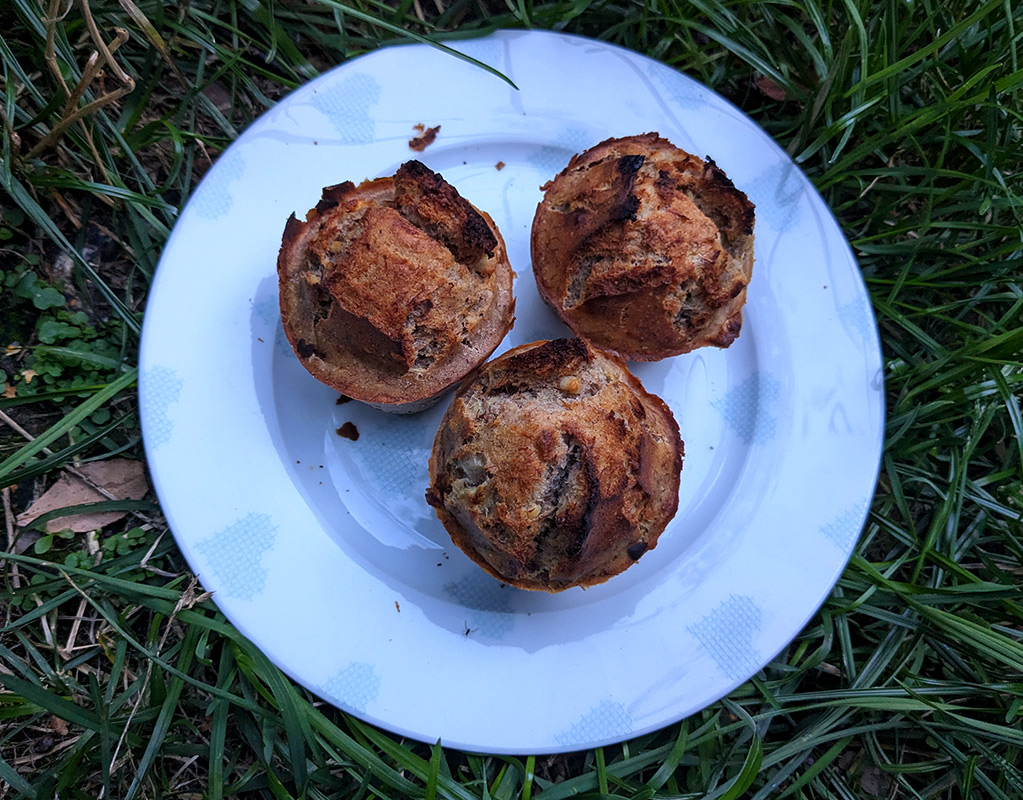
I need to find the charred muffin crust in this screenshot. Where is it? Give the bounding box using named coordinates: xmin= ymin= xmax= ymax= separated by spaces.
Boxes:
xmin=426 ymin=338 xmax=683 ymax=592
xmin=278 ymin=160 xmax=515 ymax=413
xmin=531 ymin=133 xmax=755 ymax=360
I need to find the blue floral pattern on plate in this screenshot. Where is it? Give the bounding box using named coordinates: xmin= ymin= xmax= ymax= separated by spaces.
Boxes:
xmin=444 ymin=572 xmax=515 ymax=639
xmin=689 ymin=595 xmax=762 ymax=680
xmin=712 ymin=371 xmax=781 ymax=445
xmin=195 ymin=513 xmax=277 ymax=601
xmin=451 ymin=39 xmax=505 ymax=68
xmin=321 ymin=662 xmax=381 ymax=713
xmin=309 ymin=73 xmax=381 ymax=143
xmin=648 ymin=64 xmax=705 ymax=111
xmin=743 ymin=160 xmax=806 ymax=231
xmin=822 ymin=502 xmax=869 ymax=552
xmin=351 ymin=415 xmax=429 ymax=497
xmin=191 ymin=149 xmax=246 ymax=220
xmin=140 ymin=366 xmax=183 ymax=451
xmin=838 ymin=297 xmax=878 ymax=345
xmin=528 ymin=126 xmax=592 ymax=175
xmin=554 ymin=701 xmax=634 ymax=747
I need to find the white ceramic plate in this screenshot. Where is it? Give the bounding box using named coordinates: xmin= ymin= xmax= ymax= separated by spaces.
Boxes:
xmin=139 ymin=30 xmax=884 ymax=754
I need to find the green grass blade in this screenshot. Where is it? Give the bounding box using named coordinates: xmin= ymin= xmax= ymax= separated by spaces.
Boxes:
xmin=123 ymin=624 xmax=201 ymax=800
xmin=313 ymin=0 xmax=518 ymax=88
xmin=234 ymin=639 xmax=312 ymax=794
xmin=0 ymin=674 xmax=102 ymax=731
xmin=425 ymin=739 xmax=443 ymax=800
xmin=0 ymin=368 xmax=137 ymax=485
xmin=0 ymin=752 xmax=38 ymax=798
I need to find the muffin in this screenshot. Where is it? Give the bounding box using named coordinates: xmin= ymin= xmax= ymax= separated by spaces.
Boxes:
xmin=531 ymin=133 xmax=755 ymax=360
xmin=278 ymin=160 xmax=515 ymax=413
xmin=426 ymin=338 xmax=683 ymax=592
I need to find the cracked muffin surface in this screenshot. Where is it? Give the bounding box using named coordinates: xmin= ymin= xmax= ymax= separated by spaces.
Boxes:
xmin=531 ymin=133 xmax=755 ymax=360
xmin=278 ymin=160 xmax=515 ymax=412
xmin=426 ymin=338 xmax=683 ymax=592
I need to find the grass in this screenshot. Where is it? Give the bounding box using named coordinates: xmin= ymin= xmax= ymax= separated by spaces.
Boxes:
xmin=1 ymin=0 xmax=1021 ymax=797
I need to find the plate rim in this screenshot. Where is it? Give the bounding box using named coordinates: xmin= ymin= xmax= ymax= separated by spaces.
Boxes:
xmin=139 ymin=28 xmax=885 ymax=754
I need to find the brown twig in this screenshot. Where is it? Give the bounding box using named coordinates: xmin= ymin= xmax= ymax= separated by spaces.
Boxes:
xmin=43 ymin=0 xmax=75 ymax=99
xmin=34 ymin=595 xmax=58 ymax=650
xmin=63 ymin=596 xmax=90 ymax=658
xmin=79 ymin=0 xmax=131 ymax=84
xmin=29 ymin=1 xmax=136 ymax=160
xmin=0 ymin=104 xmax=21 ymax=158
xmin=50 ymin=191 xmax=85 ymax=229
xmin=2 ymin=486 xmax=22 ymax=590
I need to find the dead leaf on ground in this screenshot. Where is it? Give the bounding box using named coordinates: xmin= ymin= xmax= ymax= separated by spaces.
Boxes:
xmin=49 ymin=715 xmax=69 ymax=736
xmin=203 ymin=81 xmax=233 ymax=112
xmin=858 ymin=764 xmax=896 ymax=797
xmin=15 ymin=458 xmax=148 ymax=534
xmin=755 ymin=75 xmax=789 ymax=101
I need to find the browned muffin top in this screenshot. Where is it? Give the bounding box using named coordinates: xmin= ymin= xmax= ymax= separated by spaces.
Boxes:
xmin=427 ymin=338 xmax=683 ymax=592
xmin=531 ymin=133 xmax=755 ymax=360
xmin=278 ymin=161 xmax=515 ymax=412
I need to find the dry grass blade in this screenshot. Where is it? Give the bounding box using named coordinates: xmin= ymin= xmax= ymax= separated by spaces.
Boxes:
xmin=29 ymin=0 xmax=136 ymax=160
